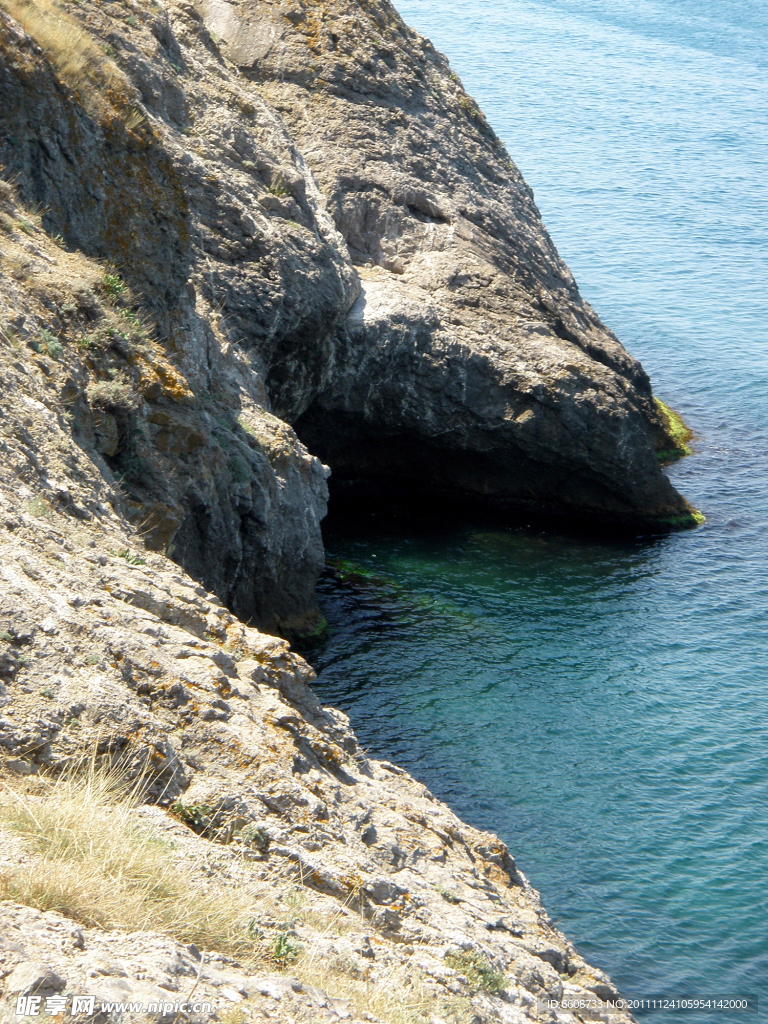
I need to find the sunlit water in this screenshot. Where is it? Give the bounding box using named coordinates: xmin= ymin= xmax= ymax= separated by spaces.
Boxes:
xmin=309 ymin=2 xmax=768 ymax=1019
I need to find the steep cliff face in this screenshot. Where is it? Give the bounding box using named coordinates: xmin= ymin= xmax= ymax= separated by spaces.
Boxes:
xmin=0 ymin=0 xmax=360 ymax=636
xmin=1 ymin=0 xmax=693 ymax=646
xmin=200 ymin=0 xmax=693 ymax=526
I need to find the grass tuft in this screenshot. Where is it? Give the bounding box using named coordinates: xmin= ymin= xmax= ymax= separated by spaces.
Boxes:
xmin=38 ymin=327 xmax=63 ymax=359
xmin=26 ymin=495 xmax=50 ymax=518
xmin=0 ymin=0 xmax=142 ymax=125
xmin=116 ymin=548 xmax=146 ymax=565
xmin=0 ymin=0 xmax=118 ymax=97
xmin=102 ymin=271 xmax=126 ymax=297
xmin=445 ymin=949 xmax=506 ymax=996
xmin=86 ymin=375 xmax=138 ymax=414
xmin=0 ymin=765 xmax=271 ymax=962
xmin=272 ymin=931 xmax=301 ymax=965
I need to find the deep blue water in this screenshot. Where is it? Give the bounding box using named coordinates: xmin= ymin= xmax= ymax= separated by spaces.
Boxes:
xmin=310 ymin=2 xmax=768 ymax=1020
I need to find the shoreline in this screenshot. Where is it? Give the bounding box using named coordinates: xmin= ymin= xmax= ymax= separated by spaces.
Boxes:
xmin=0 ymin=0 xmax=708 ymax=1018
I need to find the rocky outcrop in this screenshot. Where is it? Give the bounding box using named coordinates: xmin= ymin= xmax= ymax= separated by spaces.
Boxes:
xmin=202 ymin=0 xmax=693 ymax=526
xmin=0 ymin=166 xmax=331 ymax=638
xmin=0 ymin=901 xmax=380 ymax=1024
xmin=0 ymin=0 xmax=359 ymax=636
xmin=1 ymin=0 xmax=693 ymax=649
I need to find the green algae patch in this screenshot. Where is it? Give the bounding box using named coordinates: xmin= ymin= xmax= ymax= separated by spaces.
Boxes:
xmin=328 ymin=557 xmax=384 ymax=587
xmin=303 ymin=614 xmax=329 ymax=643
xmin=655 ymin=398 xmax=694 ymax=463
xmin=659 ymin=509 xmax=705 ymax=529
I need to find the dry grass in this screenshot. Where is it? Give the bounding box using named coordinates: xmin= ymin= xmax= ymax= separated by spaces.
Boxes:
xmin=0 ymin=0 xmax=129 ymax=116
xmin=0 ymin=765 xmax=475 ymax=1024
xmin=293 ymin=952 xmax=474 ymax=1024
xmin=0 ymin=765 xmax=272 ymax=964
xmin=1 ymin=251 xmax=33 ymax=279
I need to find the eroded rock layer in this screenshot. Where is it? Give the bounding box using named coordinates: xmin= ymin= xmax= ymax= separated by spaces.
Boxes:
xmin=203 ymin=0 xmax=692 ymax=525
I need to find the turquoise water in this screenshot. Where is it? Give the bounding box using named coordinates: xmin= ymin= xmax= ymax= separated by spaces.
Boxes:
xmin=310 ymin=1 xmax=768 ymax=1020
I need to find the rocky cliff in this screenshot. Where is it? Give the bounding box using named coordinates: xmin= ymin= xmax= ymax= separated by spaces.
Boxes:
xmin=0 ymin=0 xmax=681 ymax=1020
xmin=0 ymin=246 xmax=635 ymax=1020
xmin=0 ymin=0 xmax=694 ymax=633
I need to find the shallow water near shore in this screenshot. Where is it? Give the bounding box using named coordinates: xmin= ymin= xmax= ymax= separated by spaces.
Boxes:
xmin=310 ymin=1 xmax=768 ymax=1020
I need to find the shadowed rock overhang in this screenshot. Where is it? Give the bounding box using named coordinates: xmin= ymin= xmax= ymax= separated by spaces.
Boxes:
xmin=197 ymin=0 xmax=696 ymax=529
xmin=0 ymin=0 xmax=696 ymax=651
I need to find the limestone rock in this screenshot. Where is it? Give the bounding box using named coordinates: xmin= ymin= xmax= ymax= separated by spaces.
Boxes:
xmin=3 ymin=961 xmax=67 ymax=996
xmin=0 ymin=903 xmax=381 ymax=1023
xmin=0 ymin=0 xmax=678 ymax=1020
xmin=202 ymin=0 xmax=693 ymax=525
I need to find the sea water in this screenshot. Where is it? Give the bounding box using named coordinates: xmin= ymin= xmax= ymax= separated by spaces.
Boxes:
xmin=310 ymin=2 xmax=768 ymax=1019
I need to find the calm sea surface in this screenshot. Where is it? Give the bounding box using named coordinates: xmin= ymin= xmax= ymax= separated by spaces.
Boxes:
xmin=310 ymin=1 xmax=768 ymax=1018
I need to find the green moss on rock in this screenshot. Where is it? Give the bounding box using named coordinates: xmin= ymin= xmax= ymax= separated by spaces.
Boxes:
xmin=655 ymin=398 xmax=693 ymax=462
xmin=660 ymin=510 xmax=705 ymax=529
